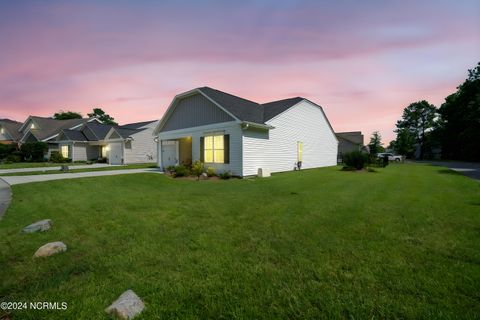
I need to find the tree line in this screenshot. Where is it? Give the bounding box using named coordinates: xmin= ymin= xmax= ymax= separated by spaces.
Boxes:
xmin=53 ymin=108 xmax=117 ymax=125
xmin=389 ymin=62 xmax=480 ymax=161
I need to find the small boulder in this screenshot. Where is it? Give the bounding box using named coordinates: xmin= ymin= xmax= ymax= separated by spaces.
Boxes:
xmin=34 ymin=241 xmax=67 ymax=258
xmin=22 ymin=219 xmax=52 ymax=233
xmin=105 ymin=290 xmax=145 ymax=319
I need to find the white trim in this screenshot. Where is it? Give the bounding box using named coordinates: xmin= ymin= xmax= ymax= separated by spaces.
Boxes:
xmin=158 ymin=121 xmax=238 ymax=140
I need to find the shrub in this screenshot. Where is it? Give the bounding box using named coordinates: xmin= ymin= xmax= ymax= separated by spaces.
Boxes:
xmin=20 ymin=142 xmax=48 ymax=162
xmin=0 ymin=144 xmax=17 ymax=160
xmin=219 ymin=171 xmax=231 ymax=180
xmin=5 ymin=153 xmax=21 ymax=163
xmin=191 ymin=160 xmax=205 ymax=180
xmin=343 ymin=151 xmax=369 ymax=170
xmin=206 ymin=167 xmax=216 ymax=177
xmin=97 ymin=157 xmax=107 ymax=163
xmin=50 ymin=151 xmax=69 ymax=163
xmin=166 ymin=165 xmax=176 ymax=174
xmin=173 ymin=165 xmax=190 ymax=177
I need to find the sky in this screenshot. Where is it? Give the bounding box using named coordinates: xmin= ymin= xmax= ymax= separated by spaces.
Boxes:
xmin=0 ymin=0 xmax=479 ymax=143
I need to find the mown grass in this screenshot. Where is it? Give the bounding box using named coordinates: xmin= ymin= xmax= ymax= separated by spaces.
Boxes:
xmin=0 ymin=164 xmax=479 ymax=319
xmin=0 ymin=163 xmax=157 ymax=176
xmin=0 ymin=162 xmax=85 ymax=169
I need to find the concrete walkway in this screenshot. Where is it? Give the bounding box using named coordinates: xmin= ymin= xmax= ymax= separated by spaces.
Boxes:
xmin=426 ymin=161 xmax=480 ymax=180
xmin=0 ymin=163 xmax=115 ymax=175
xmin=1 ymin=168 xmax=162 ymax=185
xmin=0 ymin=178 xmax=12 ymax=220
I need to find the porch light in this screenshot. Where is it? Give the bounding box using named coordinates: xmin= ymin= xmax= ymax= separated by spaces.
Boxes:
xmin=105 ymin=146 xmax=110 ymax=151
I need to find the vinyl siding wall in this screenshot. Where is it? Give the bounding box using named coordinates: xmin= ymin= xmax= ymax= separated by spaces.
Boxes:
xmin=123 ymin=121 xmax=158 ymax=164
xmin=242 ymin=100 xmax=338 ymax=176
xmin=158 ymin=121 xmax=243 ymax=176
xmin=161 ymin=93 xmax=234 ymax=132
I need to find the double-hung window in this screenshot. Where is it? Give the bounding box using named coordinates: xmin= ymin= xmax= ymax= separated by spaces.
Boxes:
xmin=61 ymin=145 xmax=69 ymax=158
xmin=204 ymin=135 xmax=224 ymax=163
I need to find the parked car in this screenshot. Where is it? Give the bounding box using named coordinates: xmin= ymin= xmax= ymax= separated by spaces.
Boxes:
xmin=377 ymin=153 xmax=403 ymax=162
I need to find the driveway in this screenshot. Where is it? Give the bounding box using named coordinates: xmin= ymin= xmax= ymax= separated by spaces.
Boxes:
xmin=1 ymin=168 xmax=162 ymax=185
xmin=0 ymin=163 xmax=114 ymax=175
xmin=427 ymin=161 xmax=480 ymax=180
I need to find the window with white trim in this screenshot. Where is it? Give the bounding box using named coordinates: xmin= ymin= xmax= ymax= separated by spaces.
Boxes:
xmin=204 ymin=135 xmax=224 ymax=163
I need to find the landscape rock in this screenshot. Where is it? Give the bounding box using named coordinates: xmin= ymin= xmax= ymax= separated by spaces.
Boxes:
xmin=34 ymin=241 xmax=67 ymax=258
xmin=105 ymin=290 xmax=145 ymax=319
xmin=22 ymin=219 xmax=52 ymax=233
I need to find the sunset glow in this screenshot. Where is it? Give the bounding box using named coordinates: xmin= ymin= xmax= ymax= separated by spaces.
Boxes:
xmin=1 ymin=0 xmax=479 ymax=142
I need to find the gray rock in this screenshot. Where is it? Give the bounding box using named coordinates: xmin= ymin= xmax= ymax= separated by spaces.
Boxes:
xmin=34 ymin=241 xmax=67 ymax=258
xmin=22 ymin=219 xmax=52 ymax=233
xmin=105 ymin=290 xmax=145 ymax=319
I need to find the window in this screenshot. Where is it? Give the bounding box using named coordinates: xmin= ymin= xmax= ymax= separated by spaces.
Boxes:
xmin=101 ymin=146 xmax=108 ymax=158
xmin=297 ymin=141 xmax=303 ymax=162
xmin=61 ymin=145 xmax=69 ymax=158
xmin=0 ymin=128 xmax=4 ymax=134
xmin=30 ymin=122 xmax=35 ymax=129
xmin=204 ymin=135 xmax=224 ymax=163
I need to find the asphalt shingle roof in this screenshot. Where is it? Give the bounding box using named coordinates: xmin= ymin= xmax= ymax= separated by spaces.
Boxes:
xmin=0 ymin=119 xmax=22 ymax=141
xmin=62 ymin=130 xmax=88 ymax=141
xmin=25 ymin=117 xmax=90 ymax=141
xmin=197 ymin=87 xmax=305 ymax=124
xmin=120 ymin=120 xmax=157 ymax=129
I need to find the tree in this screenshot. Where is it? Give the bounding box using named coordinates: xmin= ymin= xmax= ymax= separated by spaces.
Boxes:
xmin=395 ymin=100 xmax=437 ymax=160
xmin=368 ymin=131 xmax=384 ymax=156
xmin=87 ymin=108 xmax=117 ymax=125
xmin=53 ymin=110 xmax=82 ymax=120
xmin=437 ymin=62 xmax=480 ymax=161
xmin=394 ymin=128 xmax=415 ymax=158
xmin=20 ymin=142 xmax=48 ymax=162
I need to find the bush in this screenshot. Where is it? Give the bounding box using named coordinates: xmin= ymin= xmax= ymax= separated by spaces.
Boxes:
xmin=50 ymin=151 xmax=69 ymax=163
xmin=206 ymin=167 xmax=216 ymax=177
xmin=20 ymin=142 xmax=48 ymax=162
xmin=166 ymin=165 xmax=176 ymax=174
xmin=173 ymin=165 xmax=190 ymax=177
xmin=0 ymin=144 xmax=17 ymax=160
xmin=219 ymin=171 xmax=231 ymax=180
xmin=191 ymin=160 xmax=205 ymax=180
xmin=343 ymin=151 xmax=369 ymax=170
xmin=5 ymin=153 xmax=21 ymax=163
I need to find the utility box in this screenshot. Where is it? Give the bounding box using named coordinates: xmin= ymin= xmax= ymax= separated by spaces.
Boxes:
xmin=258 ymin=168 xmax=271 ymax=178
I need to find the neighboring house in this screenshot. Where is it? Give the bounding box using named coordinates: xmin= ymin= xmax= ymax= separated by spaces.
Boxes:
xmin=18 ymin=116 xmax=99 ymax=157
xmin=56 ymin=120 xmax=158 ymax=164
xmin=154 ymin=87 xmax=338 ymax=176
xmin=336 ymin=131 xmax=364 ymax=161
xmin=0 ymin=119 xmax=22 ymax=144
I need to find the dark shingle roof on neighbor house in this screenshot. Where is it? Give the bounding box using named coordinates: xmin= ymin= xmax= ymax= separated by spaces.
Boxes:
xmin=120 ymin=120 xmax=157 ymax=130
xmin=24 ymin=116 xmax=91 ymax=141
xmin=0 ymin=119 xmax=23 ymax=141
xmin=197 ymin=87 xmax=310 ymax=124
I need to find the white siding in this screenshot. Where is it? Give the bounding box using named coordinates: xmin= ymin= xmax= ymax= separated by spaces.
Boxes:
xmin=72 ymin=143 xmax=88 ymax=161
xmin=242 ymin=100 xmax=337 ymax=176
xmin=158 ymin=121 xmax=243 ymax=176
xmin=123 ymin=121 xmax=158 ymax=164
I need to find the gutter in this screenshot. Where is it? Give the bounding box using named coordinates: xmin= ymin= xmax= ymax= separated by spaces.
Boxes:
xmin=241 ymin=121 xmax=274 ymax=130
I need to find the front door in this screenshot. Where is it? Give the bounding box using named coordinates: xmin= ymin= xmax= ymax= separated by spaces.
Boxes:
xmin=162 ymin=141 xmax=178 ymax=168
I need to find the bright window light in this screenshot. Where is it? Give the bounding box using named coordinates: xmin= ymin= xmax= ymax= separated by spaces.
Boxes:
xmin=61 ymin=145 xmax=69 ymax=158
xmin=204 ymin=135 xmax=224 ymax=163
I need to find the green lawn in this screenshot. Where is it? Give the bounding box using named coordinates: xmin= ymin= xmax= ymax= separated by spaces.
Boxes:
xmin=0 ymin=163 xmax=157 ymax=176
xmin=0 ymin=164 xmax=479 ymax=319
xmin=0 ymin=162 xmax=86 ymax=169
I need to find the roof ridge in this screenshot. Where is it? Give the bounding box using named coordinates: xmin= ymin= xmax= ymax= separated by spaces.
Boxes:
xmin=200 ymin=87 xmax=262 ymax=107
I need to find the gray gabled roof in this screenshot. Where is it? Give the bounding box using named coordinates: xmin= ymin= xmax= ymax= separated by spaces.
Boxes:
xmin=61 ymin=130 xmax=88 ymax=141
xmin=198 ymin=87 xmax=264 ymax=123
xmin=0 ymin=119 xmax=22 ymax=141
xmin=21 ymin=116 xmax=92 ymax=141
xmin=115 ymin=127 xmax=142 ymax=139
xmin=120 ymin=120 xmax=157 ymax=130
xmin=84 ymin=122 xmax=115 ymax=140
xmin=197 ymin=87 xmax=307 ymax=124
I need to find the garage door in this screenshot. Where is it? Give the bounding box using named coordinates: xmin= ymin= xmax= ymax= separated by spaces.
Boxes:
xmin=108 ymin=142 xmax=123 ymax=165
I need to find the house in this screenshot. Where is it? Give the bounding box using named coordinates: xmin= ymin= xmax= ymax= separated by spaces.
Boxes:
xmin=336 ymin=131 xmax=364 ymax=161
xmin=56 ymin=120 xmax=158 ymax=164
xmin=0 ymin=119 xmax=22 ymax=144
xmin=17 ymin=116 xmax=99 ymax=157
xmin=154 ymin=87 xmax=338 ymax=176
